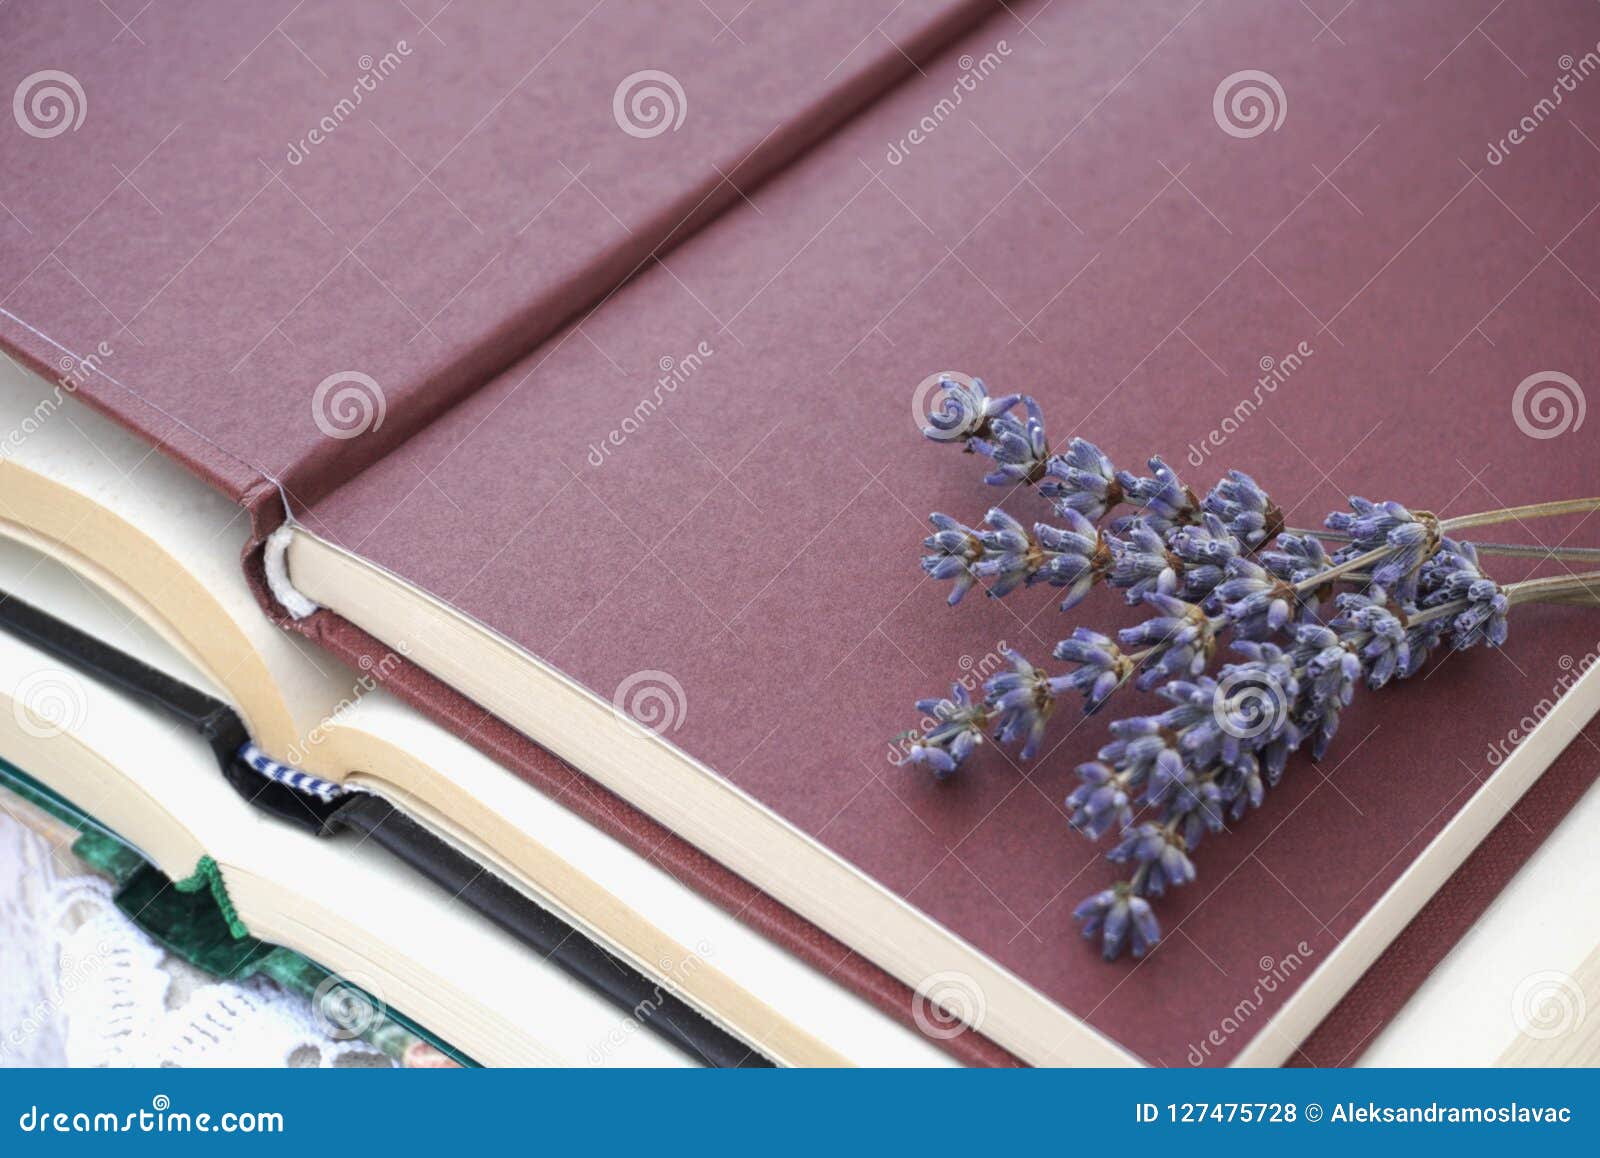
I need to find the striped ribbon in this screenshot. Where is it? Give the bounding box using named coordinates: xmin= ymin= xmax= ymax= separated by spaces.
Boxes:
xmin=236 ymin=742 xmax=346 ymax=803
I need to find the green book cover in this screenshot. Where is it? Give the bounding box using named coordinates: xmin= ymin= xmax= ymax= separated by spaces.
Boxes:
xmin=0 ymin=756 xmax=473 ymax=1067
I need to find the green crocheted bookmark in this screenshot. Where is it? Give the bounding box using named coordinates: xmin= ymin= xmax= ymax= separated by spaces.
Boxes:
xmin=173 ymin=854 xmax=250 ymax=940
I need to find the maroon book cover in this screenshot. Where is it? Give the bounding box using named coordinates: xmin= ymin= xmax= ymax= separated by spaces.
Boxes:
xmin=4 ymin=0 xmax=1598 ymax=1064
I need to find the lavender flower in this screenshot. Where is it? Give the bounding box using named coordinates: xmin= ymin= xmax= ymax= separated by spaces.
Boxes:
xmin=1204 ymin=470 xmax=1282 ymax=547
xmin=1216 ymin=761 xmax=1264 ymax=821
xmin=1166 ymin=772 xmax=1228 ymax=848
xmin=1114 ymin=456 xmax=1198 ymax=532
xmin=921 ymin=513 xmax=984 ymax=605
xmin=1260 ymin=532 xmax=1331 ymax=586
xmin=1166 ymin=513 xmax=1242 ymax=605
xmin=1330 ymin=593 xmax=1410 ymax=688
xmin=971 ymin=508 xmax=1037 ymax=598
xmin=981 ymin=398 xmax=1051 ymax=485
xmin=1041 ymin=437 xmax=1122 ymax=522
xmin=1032 ymin=510 xmax=1109 ymax=611
xmin=1216 ymin=557 xmax=1298 ymax=639
xmin=1109 ymin=823 xmax=1196 ymax=896
xmin=1065 ymin=761 xmax=1133 ymax=839
xmin=907 ymin=378 xmax=1592 ymax=961
xmin=1371 ymin=520 xmax=1437 ymax=601
xmin=1051 ymin=628 xmax=1134 ymax=712
xmin=1291 ymin=624 xmax=1361 ymax=758
xmin=1325 ymin=496 xmax=1420 ymax=552
xmin=1217 ymin=641 xmax=1302 ymax=784
xmin=1428 ymin=542 xmax=1509 ymax=648
xmin=1074 ymin=887 xmax=1160 ymax=960
xmin=1118 ymin=593 xmax=1216 ymax=690
xmin=1099 ymin=714 xmax=1186 ymax=800
xmin=983 ymin=650 xmax=1061 ymax=759
xmin=1107 ymin=518 xmax=1179 ymax=604
xmin=921 ymin=376 xmax=1021 ymax=446
xmin=1402 ymin=617 xmax=1449 ymax=677
xmin=907 ymin=683 xmax=988 ymax=778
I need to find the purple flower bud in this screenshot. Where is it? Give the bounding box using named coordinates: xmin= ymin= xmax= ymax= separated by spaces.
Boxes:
xmin=1107 ymin=518 xmax=1181 ymax=605
xmin=1113 ymin=456 xmax=1199 ymax=533
xmin=1118 ymin=593 xmax=1216 ymax=690
xmin=1326 ymin=496 xmax=1418 ymax=550
xmin=1066 ymin=762 xmax=1133 ymax=840
xmin=1041 ymin=438 xmax=1122 ymax=522
xmin=1074 ymin=886 xmax=1161 ymax=960
xmin=1330 ymin=592 xmax=1411 ymax=689
xmin=979 ymin=398 xmax=1051 ymax=486
xmin=1203 ymin=469 xmax=1282 ymax=547
xmin=921 ymin=375 xmax=1021 ymax=446
xmin=1166 ymin=513 xmax=1243 ymax=605
xmin=1051 ymin=627 xmax=1134 ymax=713
xmin=905 ymin=682 xmax=989 ymax=779
xmin=983 ymin=650 xmax=1058 ymax=759
xmin=921 ymin=512 xmax=984 ymax=605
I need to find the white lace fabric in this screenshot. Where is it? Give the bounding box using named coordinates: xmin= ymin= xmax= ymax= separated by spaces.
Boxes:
xmin=0 ymin=810 xmax=392 ymax=1068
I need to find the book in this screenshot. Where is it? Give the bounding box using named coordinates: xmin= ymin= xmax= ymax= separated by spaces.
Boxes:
xmin=4 ymin=0 xmax=1598 ymax=1066
xmin=0 ymin=609 xmax=689 ymax=1066
xmin=0 ymin=764 xmax=464 ymax=1068
xmin=0 ymin=366 xmax=950 ymax=1066
xmin=1359 ymin=743 xmax=1600 ymax=1066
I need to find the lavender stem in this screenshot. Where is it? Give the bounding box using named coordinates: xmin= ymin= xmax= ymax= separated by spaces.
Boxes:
xmin=1301 ymin=528 xmax=1600 ymax=564
xmin=1439 ymin=497 xmax=1600 ymax=532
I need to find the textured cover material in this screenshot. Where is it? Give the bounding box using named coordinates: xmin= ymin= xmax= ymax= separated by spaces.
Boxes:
xmin=1295 ymin=718 xmax=1600 ymax=1066
xmin=302 ymin=0 xmax=1600 ymax=1065
xmin=4 ymin=0 xmax=1599 ymax=1065
xmin=0 ymin=0 xmax=995 ymax=506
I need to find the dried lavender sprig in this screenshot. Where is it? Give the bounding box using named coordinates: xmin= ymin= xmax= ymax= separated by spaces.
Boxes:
xmin=1066 ymin=564 xmax=1600 ymax=958
xmin=920 ymin=508 xmax=1112 ymax=610
xmin=911 ymin=497 xmax=1501 ymax=779
xmin=921 ymin=377 xmax=1212 ymax=531
xmin=1302 ymin=529 xmax=1600 ymax=563
xmin=912 ymin=378 xmax=1600 ymax=957
xmin=923 ymin=424 xmax=1281 ymax=612
xmin=908 ymin=501 xmax=1597 ymax=958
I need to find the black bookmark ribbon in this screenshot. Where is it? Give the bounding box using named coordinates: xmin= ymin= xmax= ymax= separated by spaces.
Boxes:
xmin=0 ymin=586 xmax=771 ymax=1068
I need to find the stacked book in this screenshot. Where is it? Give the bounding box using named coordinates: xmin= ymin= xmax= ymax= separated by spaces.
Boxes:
xmin=1 ymin=0 xmax=1596 ymax=1066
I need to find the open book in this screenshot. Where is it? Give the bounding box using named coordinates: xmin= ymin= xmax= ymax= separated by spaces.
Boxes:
xmin=3 ymin=0 xmax=1598 ymax=1065
xmin=0 ymin=366 xmax=947 ymax=1066
xmin=0 ymin=543 xmax=684 ymax=1066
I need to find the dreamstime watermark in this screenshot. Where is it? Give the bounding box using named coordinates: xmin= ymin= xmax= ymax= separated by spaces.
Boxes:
xmin=885 ymin=41 xmax=1011 ymax=165
xmin=1511 ymin=969 xmax=1587 ymax=1040
xmin=1511 ymin=370 xmax=1584 ymax=440
xmin=284 ymin=642 xmax=412 ymax=765
xmin=1212 ymin=666 xmax=1290 ymax=741
xmin=586 ymin=339 xmax=714 ymax=466
xmin=910 ymin=370 xmax=978 ymax=441
xmin=13 ymin=70 xmax=86 ymax=138
xmin=1186 ymin=340 xmax=1313 ymax=467
xmin=887 ymin=642 xmax=1009 ymax=765
xmin=1185 ymin=942 xmax=1315 ymax=1065
xmin=311 ymin=971 xmax=388 ymax=1041
xmin=586 ymin=940 xmax=712 ymax=1063
xmin=2 ymin=940 xmax=112 ymax=1060
xmin=17 ymin=1096 xmax=284 ymax=1135
xmin=1487 ymin=45 xmax=1600 ymax=165
xmin=312 ymin=370 xmax=386 ymax=439
xmin=285 ymin=41 xmax=413 ymax=165
xmin=0 ymin=340 xmax=113 ymax=462
xmin=11 ymin=669 xmax=89 ymax=740
xmin=1213 ymin=69 xmax=1287 ymax=138
xmin=1485 ymin=645 xmax=1598 ymax=767
xmin=612 ymin=669 xmax=688 ymax=736
xmin=911 ymin=970 xmax=987 ymax=1040
xmin=612 ymin=70 xmax=687 ymax=138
